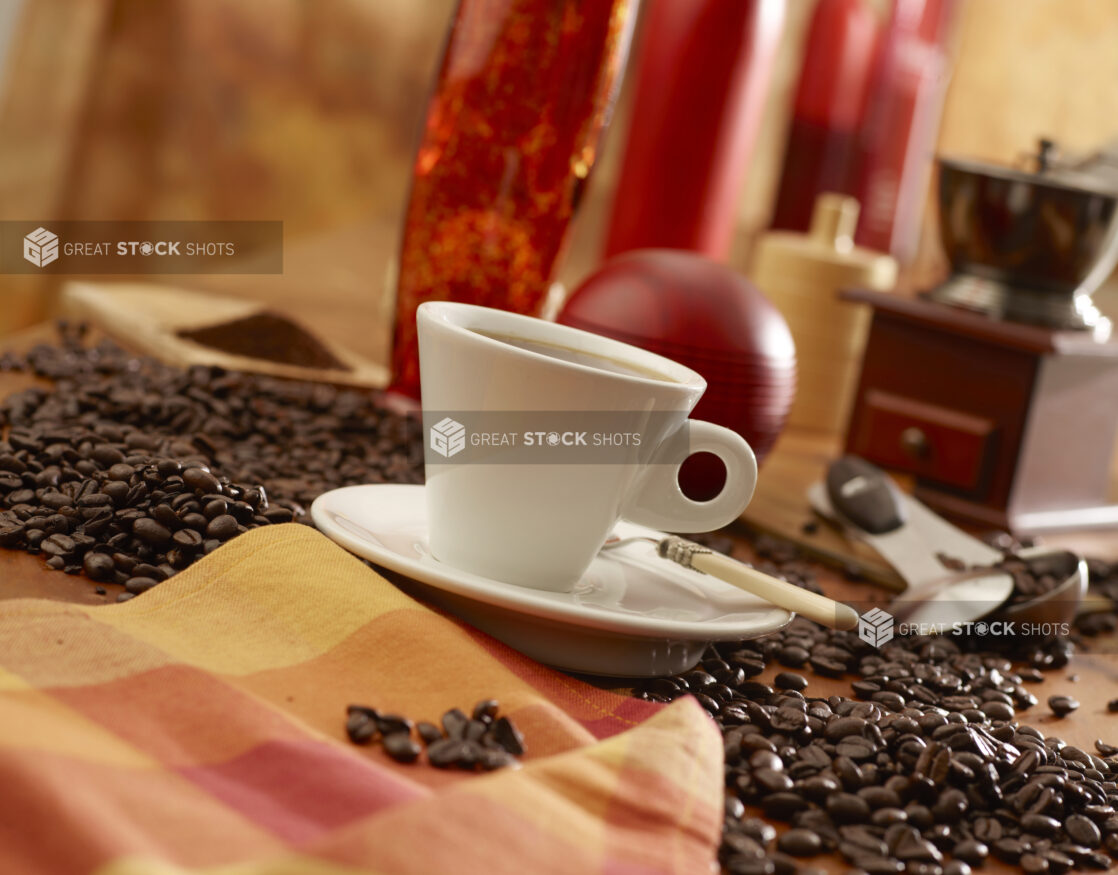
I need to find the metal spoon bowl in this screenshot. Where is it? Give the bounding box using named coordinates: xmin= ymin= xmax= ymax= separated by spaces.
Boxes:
xmin=993 ymin=546 xmax=1087 ymax=628
xmin=887 ymin=545 xmax=1087 ymax=630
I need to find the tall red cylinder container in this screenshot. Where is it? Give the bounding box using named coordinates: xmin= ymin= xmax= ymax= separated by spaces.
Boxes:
xmin=604 ymin=0 xmax=785 ymax=261
xmin=390 ymin=0 xmax=639 ymax=399
xmin=769 ymin=0 xmax=880 ymax=233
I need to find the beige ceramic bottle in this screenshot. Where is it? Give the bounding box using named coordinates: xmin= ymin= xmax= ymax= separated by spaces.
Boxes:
xmin=752 ymin=194 xmax=897 ymax=435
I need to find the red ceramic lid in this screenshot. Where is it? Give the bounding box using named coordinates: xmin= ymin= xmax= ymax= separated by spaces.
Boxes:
xmin=559 ymin=250 xmax=796 ymax=368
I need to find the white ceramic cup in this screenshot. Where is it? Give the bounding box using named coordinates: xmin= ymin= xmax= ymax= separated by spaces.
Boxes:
xmin=417 ymin=301 xmax=758 ymax=592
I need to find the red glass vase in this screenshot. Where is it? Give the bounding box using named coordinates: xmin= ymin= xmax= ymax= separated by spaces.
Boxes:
xmin=389 ymin=0 xmax=638 ymax=399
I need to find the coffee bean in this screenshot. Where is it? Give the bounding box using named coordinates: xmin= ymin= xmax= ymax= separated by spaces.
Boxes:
xmin=798 ymin=774 xmax=840 ymax=802
xmin=150 ymin=504 xmax=179 ymax=529
xmin=416 ymin=721 xmax=443 ymax=745
xmin=82 ymin=552 xmax=114 ymax=581
xmin=749 ymin=750 xmax=783 ymax=771
xmin=382 ymin=732 xmax=421 ymax=763
xmin=133 ymin=517 xmax=172 ymax=547
xmin=204 ymin=514 xmax=238 ymax=540
xmin=181 ymin=513 xmax=208 ymax=532
xmin=1067 ymin=813 xmax=1103 ymax=848
xmin=836 ymin=737 xmax=876 ymax=761
xmin=41 ymin=533 xmax=76 ymax=557
xmin=376 ymin=714 xmax=413 ymax=737
xmin=345 ymin=710 xmax=377 ymax=744
xmin=827 ymin=792 xmax=871 ymax=824
xmin=777 ymin=829 xmax=821 ymax=857
xmin=1095 ymin=738 xmax=1118 ymax=757
xmin=203 ymin=498 xmax=228 ymax=519
xmin=426 ymin=738 xmax=463 ymax=769
xmin=433 ymin=710 xmax=468 ymax=744
xmin=774 ymin=672 xmax=808 ymax=692
xmin=1048 ymin=695 xmax=1080 ymax=718
xmin=952 ymin=839 xmax=988 ymax=865
xmin=754 ymin=768 xmax=793 ymax=793
xmin=826 ymin=716 xmax=868 ymax=742
xmin=183 ymin=467 xmax=220 ymax=495
xmin=172 ymin=528 xmax=203 ymax=551
xmin=125 ymin=576 xmax=159 ymax=595
xmin=0 ymin=521 xmax=25 ymax=547
xmin=980 ymin=700 xmax=1015 ymax=721
xmin=770 ymin=707 xmax=807 ymax=732
xmin=492 ymin=715 xmax=525 ymax=755
xmin=870 ymin=808 xmax=906 ymax=826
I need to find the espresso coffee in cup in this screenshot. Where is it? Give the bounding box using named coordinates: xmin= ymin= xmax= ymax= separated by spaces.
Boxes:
xmin=470 ymin=330 xmax=677 ymax=382
xmin=417 ymin=302 xmax=757 ymax=592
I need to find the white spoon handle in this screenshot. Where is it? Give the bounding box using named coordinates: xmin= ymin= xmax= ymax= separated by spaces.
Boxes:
xmin=660 ymin=537 xmax=860 ymax=631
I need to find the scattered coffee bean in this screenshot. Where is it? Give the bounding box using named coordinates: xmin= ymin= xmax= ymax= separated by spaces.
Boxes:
xmin=375 ymin=714 xmax=414 ymax=737
xmin=382 ymin=732 xmax=421 ymax=764
xmin=0 ymin=327 xmax=424 ymax=596
xmin=492 ymin=715 xmax=526 ymax=756
xmin=774 ymin=672 xmax=807 ymax=692
xmin=1049 ymin=695 xmax=1080 ymax=718
xmin=952 ymin=840 xmax=988 ymax=865
xmin=472 ymin=698 xmax=499 ymax=722
xmin=416 ymin=721 xmax=443 ymax=745
xmin=345 ymin=707 xmax=378 ymax=744
xmin=82 ymin=552 xmax=114 ymax=581
xmin=777 ymin=829 xmax=822 ymax=857
xmin=345 ymin=699 xmax=523 ymax=772
xmin=125 ymin=576 xmax=159 ymax=595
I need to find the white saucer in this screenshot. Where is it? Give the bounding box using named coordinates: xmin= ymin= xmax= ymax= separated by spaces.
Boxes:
xmin=310 ymin=484 xmax=792 ymax=677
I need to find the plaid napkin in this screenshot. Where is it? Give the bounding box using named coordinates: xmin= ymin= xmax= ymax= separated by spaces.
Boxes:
xmin=0 ymin=524 xmax=722 ymax=874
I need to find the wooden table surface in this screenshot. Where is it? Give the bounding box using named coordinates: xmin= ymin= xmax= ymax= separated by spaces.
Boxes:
xmin=3 ymin=314 xmax=1118 ymax=875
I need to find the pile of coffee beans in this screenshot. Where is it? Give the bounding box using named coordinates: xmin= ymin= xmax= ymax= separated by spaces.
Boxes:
xmin=935 ymin=550 xmax=1071 ymax=608
xmin=637 ymin=618 xmax=1118 ymax=875
xmin=634 ymin=529 xmax=1118 ymax=875
xmin=346 ymin=699 xmax=524 ymax=770
xmin=0 ymin=325 xmax=423 ymax=595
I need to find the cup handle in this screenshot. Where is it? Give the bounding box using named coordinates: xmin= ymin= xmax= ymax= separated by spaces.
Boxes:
xmin=619 ymin=420 xmax=758 ymax=533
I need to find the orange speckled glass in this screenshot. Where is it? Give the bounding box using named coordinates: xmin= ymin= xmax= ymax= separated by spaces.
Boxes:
xmin=389 ymin=0 xmax=638 ymax=398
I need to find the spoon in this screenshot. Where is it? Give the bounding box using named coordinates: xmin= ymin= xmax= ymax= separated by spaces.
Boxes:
xmin=602 ymin=534 xmax=860 ymax=631
xmin=994 ymin=546 xmax=1087 ymax=628
xmin=812 ymin=456 xmax=1085 ymax=628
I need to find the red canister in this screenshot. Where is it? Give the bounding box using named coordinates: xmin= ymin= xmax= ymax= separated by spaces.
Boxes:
xmin=603 ymin=0 xmax=785 ymax=261
xmin=770 ymin=0 xmax=881 ymax=233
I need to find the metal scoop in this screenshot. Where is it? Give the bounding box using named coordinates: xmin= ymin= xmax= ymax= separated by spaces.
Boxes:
xmin=810 ymin=457 xmax=1086 ymax=629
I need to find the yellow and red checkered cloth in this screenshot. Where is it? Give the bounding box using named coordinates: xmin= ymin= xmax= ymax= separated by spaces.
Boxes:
xmin=0 ymin=524 xmax=723 ymax=874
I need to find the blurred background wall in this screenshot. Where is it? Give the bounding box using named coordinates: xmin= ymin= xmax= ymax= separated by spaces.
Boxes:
xmin=2 ymin=0 xmax=1117 ymax=352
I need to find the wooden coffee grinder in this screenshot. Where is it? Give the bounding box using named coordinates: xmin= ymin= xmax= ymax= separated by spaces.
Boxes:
xmin=843 ymin=144 xmax=1118 ymax=533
